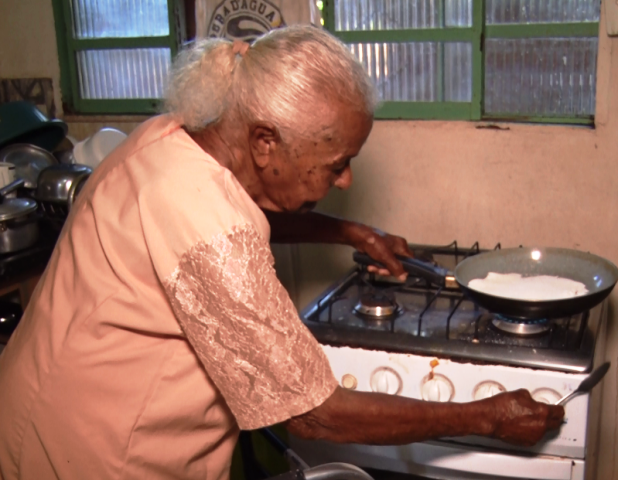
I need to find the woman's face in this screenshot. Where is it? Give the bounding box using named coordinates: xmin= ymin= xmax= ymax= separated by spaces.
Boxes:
xmin=255 ymin=107 xmax=373 ymax=213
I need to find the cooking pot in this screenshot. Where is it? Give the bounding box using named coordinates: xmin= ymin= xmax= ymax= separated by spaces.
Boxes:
xmin=35 ymin=164 xmax=92 ymax=212
xmin=0 ymin=301 xmax=23 ymax=339
xmin=0 ymin=196 xmax=39 ymax=253
xmin=354 ymin=247 xmax=618 ymax=319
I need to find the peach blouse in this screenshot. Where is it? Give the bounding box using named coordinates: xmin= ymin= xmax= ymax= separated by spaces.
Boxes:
xmin=0 ymin=115 xmax=337 ymax=480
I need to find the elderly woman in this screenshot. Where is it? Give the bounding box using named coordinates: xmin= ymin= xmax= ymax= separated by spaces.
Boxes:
xmin=0 ymin=26 xmax=562 ymax=479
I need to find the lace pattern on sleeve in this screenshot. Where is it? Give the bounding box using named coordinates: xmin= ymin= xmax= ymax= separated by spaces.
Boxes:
xmin=163 ymin=224 xmax=337 ymax=430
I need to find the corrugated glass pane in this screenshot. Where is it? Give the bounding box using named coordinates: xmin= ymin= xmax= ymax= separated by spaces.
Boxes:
xmin=335 ymin=0 xmax=440 ymax=30
xmin=486 ymin=0 xmax=600 ymax=24
xmin=445 ymin=0 xmax=473 ymax=27
xmin=484 ymin=38 xmax=597 ymax=117
xmin=71 ymin=0 xmax=169 ymax=38
xmin=444 ymin=42 xmax=472 ymax=101
xmin=77 ymin=48 xmax=171 ymax=99
xmin=348 ymin=42 xmax=471 ymax=102
xmin=349 ymin=43 xmax=438 ymax=101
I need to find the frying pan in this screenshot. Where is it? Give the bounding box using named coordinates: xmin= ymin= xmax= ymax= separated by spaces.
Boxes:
xmin=353 ymin=247 xmax=618 ymax=320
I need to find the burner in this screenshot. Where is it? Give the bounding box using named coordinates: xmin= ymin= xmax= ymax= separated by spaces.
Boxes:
xmin=354 ymin=292 xmax=401 ymax=318
xmin=491 ymin=315 xmax=550 ymax=336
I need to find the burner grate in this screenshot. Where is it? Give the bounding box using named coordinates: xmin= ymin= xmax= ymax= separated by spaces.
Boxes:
xmin=301 ymin=241 xmax=601 ymax=372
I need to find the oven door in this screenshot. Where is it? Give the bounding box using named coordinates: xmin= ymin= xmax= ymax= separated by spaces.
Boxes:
xmin=289 ymin=437 xmax=585 ymax=480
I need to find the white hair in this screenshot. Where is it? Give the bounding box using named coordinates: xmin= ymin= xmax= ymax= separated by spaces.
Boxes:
xmin=163 ymin=26 xmax=377 ymax=141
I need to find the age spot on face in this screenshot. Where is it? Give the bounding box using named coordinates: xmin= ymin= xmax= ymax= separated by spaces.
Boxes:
xmin=273 ymin=168 xmax=280 ymax=176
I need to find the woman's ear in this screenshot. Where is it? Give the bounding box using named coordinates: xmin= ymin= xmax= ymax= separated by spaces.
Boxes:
xmin=249 ymin=121 xmax=282 ymax=168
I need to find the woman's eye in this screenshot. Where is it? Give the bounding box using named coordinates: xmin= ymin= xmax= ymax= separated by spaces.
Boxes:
xmin=332 ymin=159 xmax=350 ymax=174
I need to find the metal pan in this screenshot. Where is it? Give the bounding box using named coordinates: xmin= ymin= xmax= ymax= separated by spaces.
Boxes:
xmin=353 ymin=247 xmax=618 ymax=320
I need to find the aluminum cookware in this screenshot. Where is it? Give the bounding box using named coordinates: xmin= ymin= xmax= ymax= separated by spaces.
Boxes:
xmin=0 ymin=197 xmax=39 ymax=253
xmin=354 ymin=246 xmax=618 ymax=319
xmin=35 ymin=163 xmax=92 ymax=211
xmin=0 ymin=143 xmax=57 ymax=189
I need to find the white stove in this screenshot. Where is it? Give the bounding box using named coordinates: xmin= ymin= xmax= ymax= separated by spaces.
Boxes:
xmin=290 ymin=242 xmax=608 ymax=480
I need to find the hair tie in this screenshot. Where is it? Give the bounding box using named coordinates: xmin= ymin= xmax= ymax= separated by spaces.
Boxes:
xmin=232 ymin=40 xmax=250 ymax=57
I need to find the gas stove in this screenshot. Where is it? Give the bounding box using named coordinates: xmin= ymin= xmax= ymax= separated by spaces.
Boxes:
xmin=292 ymin=242 xmax=608 ymax=480
xmin=300 ymin=242 xmax=603 ymax=374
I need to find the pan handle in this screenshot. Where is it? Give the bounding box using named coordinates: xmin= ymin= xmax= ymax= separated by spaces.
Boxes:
xmin=353 ymin=251 xmax=452 ymax=287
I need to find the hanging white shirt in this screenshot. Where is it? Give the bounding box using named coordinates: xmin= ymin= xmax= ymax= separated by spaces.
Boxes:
xmin=195 ymin=0 xmax=322 ymax=41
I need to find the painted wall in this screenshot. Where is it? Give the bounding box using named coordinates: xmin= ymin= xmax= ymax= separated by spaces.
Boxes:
xmin=1 ymin=0 xmax=617 ymax=477
xmin=0 ymin=0 xmax=144 ymax=140
xmin=0 ymin=0 xmax=63 ymax=112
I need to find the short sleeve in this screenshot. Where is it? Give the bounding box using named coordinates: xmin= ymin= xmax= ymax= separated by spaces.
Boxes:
xmin=137 ymin=149 xmax=337 ymax=430
xmin=162 ymin=223 xmax=338 ymax=429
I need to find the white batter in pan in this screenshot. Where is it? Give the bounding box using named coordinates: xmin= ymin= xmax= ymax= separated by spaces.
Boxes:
xmin=468 ymin=272 xmax=589 ymax=301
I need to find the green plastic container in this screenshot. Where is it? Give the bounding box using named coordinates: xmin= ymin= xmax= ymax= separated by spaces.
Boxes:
xmin=0 ymin=101 xmax=68 ymax=151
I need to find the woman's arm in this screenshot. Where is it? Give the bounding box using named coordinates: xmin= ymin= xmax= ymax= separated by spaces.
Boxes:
xmin=286 ymin=386 xmax=564 ymax=447
xmin=263 ymin=211 xmax=354 ymax=244
xmin=263 ymin=210 xmax=413 ymax=278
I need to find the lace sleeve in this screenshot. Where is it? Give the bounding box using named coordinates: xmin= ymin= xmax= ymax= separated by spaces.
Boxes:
xmin=163 ymin=223 xmax=338 ymax=430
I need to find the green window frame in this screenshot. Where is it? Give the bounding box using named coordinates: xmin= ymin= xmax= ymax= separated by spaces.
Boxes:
xmin=52 ymin=0 xmax=182 ymax=115
xmin=321 ymin=0 xmax=600 ymax=125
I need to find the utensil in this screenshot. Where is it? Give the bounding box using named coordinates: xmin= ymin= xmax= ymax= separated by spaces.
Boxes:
xmin=0 ymin=143 xmax=57 ymax=189
xmin=0 ymin=178 xmax=25 ymax=198
xmin=0 ymin=301 xmax=23 ymax=338
xmin=0 ymin=101 xmax=67 ymax=151
xmin=54 ymin=149 xmax=76 ymax=165
xmin=353 ymin=247 xmax=618 ymax=319
xmin=0 ymin=162 xmax=16 ymax=188
xmin=0 ymin=197 xmax=39 ymax=253
xmin=35 ymin=164 xmax=92 ymax=221
xmin=555 ymin=362 xmax=611 ymax=405
xmin=35 ymin=164 xmax=92 ymax=204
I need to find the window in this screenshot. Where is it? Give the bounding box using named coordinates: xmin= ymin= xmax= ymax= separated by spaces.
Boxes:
xmin=52 ymin=0 xmax=186 ymax=114
xmin=320 ymin=0 xmax=600 ymax=125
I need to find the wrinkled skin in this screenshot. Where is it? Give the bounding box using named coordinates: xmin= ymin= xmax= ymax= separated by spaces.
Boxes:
xmin=490 ymin=389 xmax=564 ymax=446
xmin=189 ymin=99 xmax=564 ymax=448
xmin=286 ymin=386 xmax=564 ymax=448
xmin=348 ymin=226 xmax=414 ymax=278
xmin=189 ymin=101 xmax=414 ymax=278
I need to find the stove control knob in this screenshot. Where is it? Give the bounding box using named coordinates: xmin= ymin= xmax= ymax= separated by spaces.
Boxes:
xmin=421 ymin=374 xmax=454 ymax=402
xmin=341 ymin=374 xmax=358 ymax=390
xmin=370 ymin=367 xmax=402 ymax=395
xmin=473 ymin=381 xmax=506 ymax=400
xmin=531 ymin=388 xmax=562 ymax=404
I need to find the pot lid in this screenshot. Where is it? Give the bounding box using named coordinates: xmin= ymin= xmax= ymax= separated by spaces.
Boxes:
xmin=0 ymin=198 xmax=37 ymax=221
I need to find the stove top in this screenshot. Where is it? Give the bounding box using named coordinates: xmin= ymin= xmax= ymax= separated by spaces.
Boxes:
xmin=300 ymin=242 xmax=604 ymax=373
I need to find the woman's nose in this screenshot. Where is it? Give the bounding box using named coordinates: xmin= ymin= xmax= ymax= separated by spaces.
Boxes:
xmin=334 ymin=167 xmax=353 ymax=190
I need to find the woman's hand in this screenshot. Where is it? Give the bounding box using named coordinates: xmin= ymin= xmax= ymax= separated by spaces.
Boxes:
xmin=485 ymin=389 xmax=565 ymax=446
xmin=346 ymin=223 xmax=414 ymax=280
xmin=263 ymin=211 xmax=414 ymax=278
